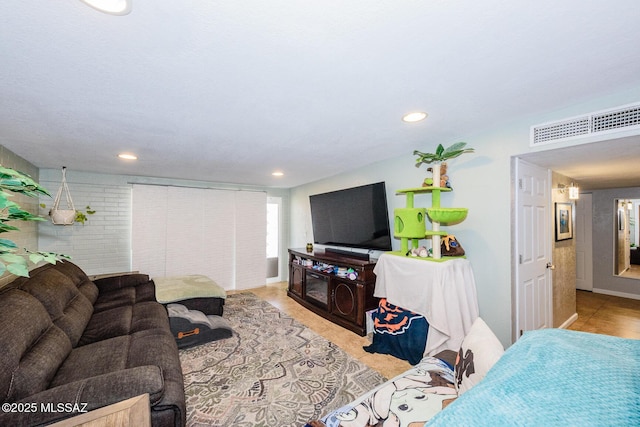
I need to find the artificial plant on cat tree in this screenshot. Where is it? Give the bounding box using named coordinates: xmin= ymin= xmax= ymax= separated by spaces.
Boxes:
xmin=393 ymin=142 xmax=474 ymax=260
xmin=0 ymin=166 xmax=68 ymax=277
xmin=413 ymin=142 xmax=474 ymax=187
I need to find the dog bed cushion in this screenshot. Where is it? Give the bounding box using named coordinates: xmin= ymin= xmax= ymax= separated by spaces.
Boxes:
xmin=167 ymin=304 xmax=233 ymax=349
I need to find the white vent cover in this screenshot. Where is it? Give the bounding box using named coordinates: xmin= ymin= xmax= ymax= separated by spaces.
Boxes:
xmin=531 ymin=102 xmax=640 ymax=146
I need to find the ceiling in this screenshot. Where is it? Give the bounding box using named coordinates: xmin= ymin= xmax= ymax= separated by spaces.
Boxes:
xmin=521 ymin=134 xmax=640 ymax=191
xmin=2 ymin=1 xmax=640 ymax=188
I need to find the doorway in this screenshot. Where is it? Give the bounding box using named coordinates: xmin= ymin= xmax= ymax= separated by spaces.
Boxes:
xmin=513 ymin=158 xmax=553 ymax=341
xmin=575 ymin=193 xmax=593 ymax=291
xmin=266 ymin=197 xmax=281 ymax=282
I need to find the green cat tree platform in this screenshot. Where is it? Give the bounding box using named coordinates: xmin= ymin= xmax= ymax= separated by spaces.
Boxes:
xmin=391 ymin=186 xmax=467 ymax=261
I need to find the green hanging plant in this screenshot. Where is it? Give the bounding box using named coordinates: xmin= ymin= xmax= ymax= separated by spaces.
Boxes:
xmin=75 ymin=206 xmax=96 ymax=225
xmin=0 ymin=166 xmax=69 ymax=277
xmin=38 ymin=204 xmax=97 ymax=225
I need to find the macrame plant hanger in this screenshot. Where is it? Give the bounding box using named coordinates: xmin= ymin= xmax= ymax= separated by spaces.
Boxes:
xmin=49 ymin=166 xmax=76 ymax=225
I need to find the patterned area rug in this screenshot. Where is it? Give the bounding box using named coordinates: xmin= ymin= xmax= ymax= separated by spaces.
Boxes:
xmin=179 ymin=292 xmax=386 ymax=427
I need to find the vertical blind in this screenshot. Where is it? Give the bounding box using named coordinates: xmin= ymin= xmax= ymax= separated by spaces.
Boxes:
xmin=132 ymin=184 xmax=266 ymax=290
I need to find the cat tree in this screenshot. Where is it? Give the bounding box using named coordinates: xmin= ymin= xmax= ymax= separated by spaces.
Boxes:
xmin=393 ymin=163 xmax=468 ymax=260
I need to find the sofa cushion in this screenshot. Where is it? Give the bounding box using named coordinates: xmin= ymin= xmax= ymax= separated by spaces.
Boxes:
xmin=54 ymin=329 xmax=179 ymax=389
xmin=93 ymin=281 xmax=157 ymax=313
xmin=93 ymin=286 xmax=137 ymax=311
xmin=0 ymin=366 xmax=165 ymax=427
xmin=7 ymin=262 xmax=96 ymax=347
xmin=50 ymin=336 xmax=131 ymax=387
xmin=11 ymin=261 xmax=100 ymax=304
xmin=79 ymin=307 xmax=132 ymax=346
xmin=126 ymin=328 xmax=186 ymax=424
xmin=51 ymin=328 xmax=184 ymax=422
xmin=54 ymin=328 xmax=180 ymax=383
xmin=94 ymin=273 xmax=154 ymax=293
xmin=49 ymin=260 xmax=100 ymax=304
xmin=78 ymin=301 xmax=169 ymax=346
xmin=0 ymin=289 xmax=72 ymax=402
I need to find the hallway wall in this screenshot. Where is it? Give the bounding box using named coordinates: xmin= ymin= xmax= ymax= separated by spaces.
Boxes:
xmin=592 ymin=186 xmax=640 ymax=299
xmin=551 ymin=172 xmax=577 ymax=327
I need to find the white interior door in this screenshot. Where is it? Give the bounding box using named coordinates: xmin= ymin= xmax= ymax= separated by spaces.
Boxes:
xmin=515 ymin=158 xmax=552 ymax=340
xmin=575 ymin=193 xmax=593 ymax=291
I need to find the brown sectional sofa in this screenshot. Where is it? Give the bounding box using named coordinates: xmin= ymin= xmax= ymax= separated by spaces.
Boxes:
xmin=0 ymin=261 xmax=185 ymax=427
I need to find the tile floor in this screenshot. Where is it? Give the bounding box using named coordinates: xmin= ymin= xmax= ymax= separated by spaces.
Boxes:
xmin=237 ymin=283 xmax=640 ymax=379
xmin=568 ymin=290 xmax=640 ymax=339
xmin=235 ymin=282 xmax=412 ymax=379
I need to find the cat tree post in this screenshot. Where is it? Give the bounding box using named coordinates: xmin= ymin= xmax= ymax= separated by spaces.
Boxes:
xmin=431 ymin=164 xmax=442 ymax=259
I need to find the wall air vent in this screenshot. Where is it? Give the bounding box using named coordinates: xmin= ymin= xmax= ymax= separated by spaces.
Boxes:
xmin=530 ymin=102 xmax=640 ymax=146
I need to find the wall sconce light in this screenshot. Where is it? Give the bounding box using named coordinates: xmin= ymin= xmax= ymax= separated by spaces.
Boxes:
xmin=568 ymin=183 xmax=579 ymax=200
xmin=557 ymin=182 xmax=580 ymax=200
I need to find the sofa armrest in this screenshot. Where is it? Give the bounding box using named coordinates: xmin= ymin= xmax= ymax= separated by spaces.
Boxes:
xmin=0 ymin=365 xmax=164 ymax=427
xmin=94 ymin=273 xmax=152 ymax=292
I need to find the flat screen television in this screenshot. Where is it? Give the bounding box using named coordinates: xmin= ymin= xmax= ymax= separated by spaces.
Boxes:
xmin=309 ymin=182 xmax=392 ymax=251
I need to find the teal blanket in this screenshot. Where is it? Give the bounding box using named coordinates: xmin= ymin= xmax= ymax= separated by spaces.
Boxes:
xmin=427 ymin=328 xmax=640 ymax=426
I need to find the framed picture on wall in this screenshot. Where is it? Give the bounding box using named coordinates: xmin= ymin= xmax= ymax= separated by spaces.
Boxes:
xmin=555 ymin=202 xmax=573 ymax=241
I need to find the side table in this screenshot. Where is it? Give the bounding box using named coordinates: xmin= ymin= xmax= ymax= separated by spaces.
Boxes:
xmin=49 ymin=394 xmax=150 ymax=427
xmin=373 ymin=253 xmax=479 ymax=355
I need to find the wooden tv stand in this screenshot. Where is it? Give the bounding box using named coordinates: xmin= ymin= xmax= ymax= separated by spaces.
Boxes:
xmin=287 ymin=248 xmax=378 ymax=336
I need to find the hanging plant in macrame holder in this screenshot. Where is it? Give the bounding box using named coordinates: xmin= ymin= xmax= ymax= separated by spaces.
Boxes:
xmin=49 ymin=167 xmax=76 ymax=225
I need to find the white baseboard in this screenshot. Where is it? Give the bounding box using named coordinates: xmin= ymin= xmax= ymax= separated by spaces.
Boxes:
xmin=592 ymin=288 xmax=640 ymax=301
xmin=559 ymin=313 xmax=578 ymax=329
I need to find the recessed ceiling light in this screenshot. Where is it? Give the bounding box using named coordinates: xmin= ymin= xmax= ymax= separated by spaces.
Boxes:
xmin=272 ymin=171 xmax=284 ymax=177
xmin=402 ymin=112 xmax=428 ymax=123
xmin=118 ymin=153 xmax=138 ymax=160
xmin=80 ymin=0 xmax=132 ymax=15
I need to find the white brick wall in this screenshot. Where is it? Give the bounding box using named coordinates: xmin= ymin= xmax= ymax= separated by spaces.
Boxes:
xmin=38 ymin=181 xmax=131 ymax=276
xmin=35 ymin=168 xmax=291 ymax=282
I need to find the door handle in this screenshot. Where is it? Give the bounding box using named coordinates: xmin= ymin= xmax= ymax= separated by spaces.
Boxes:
xmin=546 ymin=262 xmax=555 ymax=270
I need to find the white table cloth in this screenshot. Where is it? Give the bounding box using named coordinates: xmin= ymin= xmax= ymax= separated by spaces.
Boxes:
xmin=373 ymin=254 xmax=479 ymax=356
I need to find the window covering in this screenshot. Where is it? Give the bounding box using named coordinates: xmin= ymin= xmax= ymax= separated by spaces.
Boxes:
xmin=132 ymin=184 xmax=266 ymax=290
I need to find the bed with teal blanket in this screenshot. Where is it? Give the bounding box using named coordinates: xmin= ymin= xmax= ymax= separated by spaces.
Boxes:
xmin=310 ymin=328 xmax=640 ymax=427
xmin=427 ymin=328 xmax=640 ymax=426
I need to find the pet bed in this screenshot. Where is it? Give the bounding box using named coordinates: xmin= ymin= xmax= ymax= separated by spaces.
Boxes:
xmin=166 ymin=303 xmax=233 ymax=349
xmin=154 ymin=274 xmax=226 ymax=315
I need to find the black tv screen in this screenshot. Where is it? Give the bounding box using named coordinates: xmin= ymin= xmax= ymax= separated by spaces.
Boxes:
xmin=309 ymin=182 xmax=392 ymax=251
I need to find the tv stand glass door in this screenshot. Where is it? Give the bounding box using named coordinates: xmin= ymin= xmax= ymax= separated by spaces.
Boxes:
xmin=305 ymin=271 xmax=329 ymax=308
